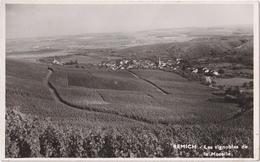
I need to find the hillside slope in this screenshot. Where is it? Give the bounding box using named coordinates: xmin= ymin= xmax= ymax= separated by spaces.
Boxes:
xmin=115 ymin=35 xmax=253 ymax=66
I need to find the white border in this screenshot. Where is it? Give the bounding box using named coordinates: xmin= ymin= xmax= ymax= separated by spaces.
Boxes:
xmin=0 ymin=0 xmax=259 ymax=4
xmin=1 ymin=0 xmax=259 ymax=161
xmin=253 ymin=1 xmax=260 ymax=161
xmin=0 ymin=0 xmax=6 ymax=161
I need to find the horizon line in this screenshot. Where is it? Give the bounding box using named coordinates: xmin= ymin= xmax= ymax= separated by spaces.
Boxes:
xmin=6 ymin=24 xmax=253 ymax=40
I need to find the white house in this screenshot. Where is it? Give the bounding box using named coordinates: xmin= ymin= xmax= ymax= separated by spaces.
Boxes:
xmin=212 ymin=71 xmax=219 ymax=76
xmin=192 ymin=69 xmax=198 ymax=73
xmin=53 ymin=58 xmax=63 ymax=65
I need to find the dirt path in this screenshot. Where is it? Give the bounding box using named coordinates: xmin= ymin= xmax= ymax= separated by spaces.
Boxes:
xmin=127 ymin=70 xmax=170 ymax=95
xmin=44 ymin=67 xmax=157 ymax=125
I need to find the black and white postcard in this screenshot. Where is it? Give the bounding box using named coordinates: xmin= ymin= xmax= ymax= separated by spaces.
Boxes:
xmin=1 ymin=0 xmax=259 ymax=161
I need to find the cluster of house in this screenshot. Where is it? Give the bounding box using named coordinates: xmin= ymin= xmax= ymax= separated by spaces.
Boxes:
xmin=175 ymin=60 xmax=221 ymax=86
xmin=158 ymin=58 xmax=175 ymax=69
xmin=101 ymin=57 xmax=219 ymax=74
xmin=99 ymin=59 xmax=158 ymax=70
xmin=190 ymin=67 xmax=220 ymax=86
xmin=190 ymin=67 xmax=220 ymax=76
xmin=99 ymin=57 xmax=181 ymax=70
xmin=100 ymin=57 xmax=221 ymax=86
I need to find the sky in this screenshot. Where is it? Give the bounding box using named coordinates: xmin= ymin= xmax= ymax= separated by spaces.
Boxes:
xmin=6 ymin=4 xmax=254 ymax=39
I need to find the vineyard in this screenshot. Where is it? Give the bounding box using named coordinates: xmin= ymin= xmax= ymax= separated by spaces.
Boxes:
xmin=6 ymin=108 xmax=253 ymax=158
xmin=6 ymin=59 xmax=253 ymax=157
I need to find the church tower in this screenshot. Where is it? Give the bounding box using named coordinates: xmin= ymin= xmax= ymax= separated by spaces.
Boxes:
xmin=158 ymin=57 xmax=162 ymax=68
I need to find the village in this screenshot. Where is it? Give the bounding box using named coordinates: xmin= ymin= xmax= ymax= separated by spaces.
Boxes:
xmin=98 ymin=57 xmax=221 ymax=85
xmin=49 ymin=55 xmax=223 ymax=88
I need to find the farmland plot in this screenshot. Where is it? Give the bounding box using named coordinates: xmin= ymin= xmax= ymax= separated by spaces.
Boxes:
xmin=48 ymin=67 xmax=240 ymax=125
xmin=6 ymin=61 xmax=243 ymax=126
xmin=67 ymin=70 xmax=158 ymax=92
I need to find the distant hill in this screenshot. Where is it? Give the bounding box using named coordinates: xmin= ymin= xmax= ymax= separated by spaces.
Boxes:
xmin=6 ymin=26 xmax=253 ymax=66
xmin=7 ymin=26 xmax=252 ymax=54
xmin=115 ymin=35 xmax=253 ymax=66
